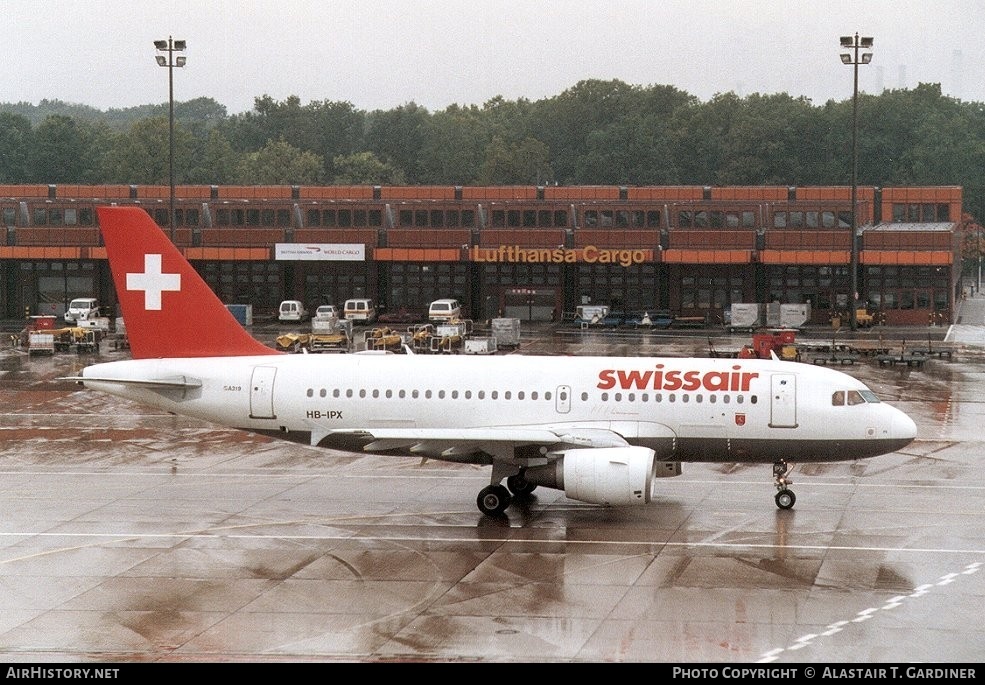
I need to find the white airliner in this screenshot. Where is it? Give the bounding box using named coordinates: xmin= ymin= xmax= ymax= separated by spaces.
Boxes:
xmin=66 ymin=207 xmax=918 ymax=517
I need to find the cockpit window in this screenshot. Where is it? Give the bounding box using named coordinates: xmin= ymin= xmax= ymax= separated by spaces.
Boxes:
xmin=833 ymin=389 xmax=881 ymax=407
xmin=847 ymin=390 xmax=866 ymax=405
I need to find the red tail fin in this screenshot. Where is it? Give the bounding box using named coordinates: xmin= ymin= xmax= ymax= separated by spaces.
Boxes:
xmin=97 ymin=206 xmax=279 ymax=359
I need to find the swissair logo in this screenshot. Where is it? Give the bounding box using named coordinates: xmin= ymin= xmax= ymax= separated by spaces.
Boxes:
xmin=126 ymin=254 xmax=181 ymax=310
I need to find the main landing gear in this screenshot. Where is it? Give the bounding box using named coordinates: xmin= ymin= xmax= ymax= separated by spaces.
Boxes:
xmin=773 ymin=460 xmax=796 ymax=510
xmin=476 ymin=470 xmax=538 ymax=517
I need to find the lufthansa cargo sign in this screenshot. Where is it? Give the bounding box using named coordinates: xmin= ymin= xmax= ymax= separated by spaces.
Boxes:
xmin=275 ymin=243 xmax=365 ymax=261
xmin=470 ymin=245 xmax=654 ymax=267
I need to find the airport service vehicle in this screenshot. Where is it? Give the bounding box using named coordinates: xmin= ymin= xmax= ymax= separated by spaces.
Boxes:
xmin=65 ymin=208 xmax=918 ymax=518
xmin=278 ymin=300 xmax=309 ymax=322
xmin=64 ymin=297 xmax=100 ymax=323
xmin=314 ymin=304 xmax=338 ymax=320
xmin=428 ymin=298 xmax=462 ymax=323
xmin=343 ymin=298 xmax=377 ymax=323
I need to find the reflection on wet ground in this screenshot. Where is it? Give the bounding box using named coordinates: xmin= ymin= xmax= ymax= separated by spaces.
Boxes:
xmin=1 ymin=317 xmax=984 ymax=662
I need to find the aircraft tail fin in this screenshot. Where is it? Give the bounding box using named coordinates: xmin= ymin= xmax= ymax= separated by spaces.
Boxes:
xmin=96 ymin=206 xmax=279 ymax=359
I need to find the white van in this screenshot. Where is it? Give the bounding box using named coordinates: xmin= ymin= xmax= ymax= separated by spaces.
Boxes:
xmin=65 ymin=297 xmax=100 ymax=323
xmin=278 ymin=300 xmax=310 ymax=322
xmin=314 ymin=304 xmax=339 ymax=320
xmin=343 ymin=298 xmax=377 ymax=323
xmin=428 ymin=298 xmax=462 ymax=322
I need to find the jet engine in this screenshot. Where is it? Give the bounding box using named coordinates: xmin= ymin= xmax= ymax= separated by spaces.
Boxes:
xmin=523 ymin=446 xmax=658 ymax=506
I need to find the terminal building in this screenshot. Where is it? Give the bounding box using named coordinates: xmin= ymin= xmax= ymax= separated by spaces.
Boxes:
xmin=0 ymin=183 xmax=964 ymax=326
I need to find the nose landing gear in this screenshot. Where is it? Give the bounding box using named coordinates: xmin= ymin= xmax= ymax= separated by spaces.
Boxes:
xmin=773 ymin=460 xmax=796 ymax=509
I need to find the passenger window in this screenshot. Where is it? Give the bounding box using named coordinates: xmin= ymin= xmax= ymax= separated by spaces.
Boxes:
xmin=832 ymin=391 xmax=845 ymax=406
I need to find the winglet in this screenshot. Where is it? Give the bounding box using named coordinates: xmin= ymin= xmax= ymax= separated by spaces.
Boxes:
xmin=96 ymin=206 xmax=279 ymax=359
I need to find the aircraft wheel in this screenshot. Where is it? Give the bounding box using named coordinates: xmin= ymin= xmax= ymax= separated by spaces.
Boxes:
xmin=506 ymin=473 xmax=537 ymax=497
xmin=775 ymin=488 xmax=796 ymax=510
xmin=477 ymin=485 xmax=512 ymax=517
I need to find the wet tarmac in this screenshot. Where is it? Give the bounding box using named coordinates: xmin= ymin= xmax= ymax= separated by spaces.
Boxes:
xmin=1 ymin=307 xmax=984 ymax=663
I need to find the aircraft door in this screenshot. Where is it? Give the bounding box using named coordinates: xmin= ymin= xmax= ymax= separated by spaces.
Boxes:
xmin=250 ymin=366 xmax=277 ymax=419
xmin=555 ymin=385 xmax=571 ymax=414
xmin=769 ymin=373 xmax=797 ymax=428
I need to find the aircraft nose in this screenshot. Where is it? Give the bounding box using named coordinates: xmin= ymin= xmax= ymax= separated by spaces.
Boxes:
xmin=893 ymin=409 xmax=918 ymax=442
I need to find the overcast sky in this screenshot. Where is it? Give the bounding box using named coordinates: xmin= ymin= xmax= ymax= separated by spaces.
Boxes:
xmin=4 ymin=0 xmax=983 ymax=115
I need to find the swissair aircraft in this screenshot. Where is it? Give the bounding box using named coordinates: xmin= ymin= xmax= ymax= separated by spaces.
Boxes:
xmin=66 ymin=207 xmax=918 ymax=518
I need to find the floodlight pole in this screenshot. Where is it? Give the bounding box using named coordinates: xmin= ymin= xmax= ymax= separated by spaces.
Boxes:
xmin=840 ymin=33 xmax=873 ymax=331
xmin=155 ymin=37 xmax=186 ymax=242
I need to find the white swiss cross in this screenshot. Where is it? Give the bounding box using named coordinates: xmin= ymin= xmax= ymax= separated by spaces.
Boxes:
xmin=126 ymin=254 xmax=181 ymax=310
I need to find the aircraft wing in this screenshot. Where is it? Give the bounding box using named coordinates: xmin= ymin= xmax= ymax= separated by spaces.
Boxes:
xmin=310 ymin=425 xmax=632 ymax=459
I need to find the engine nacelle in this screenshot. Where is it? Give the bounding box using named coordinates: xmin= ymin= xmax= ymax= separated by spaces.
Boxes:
xmin=524 ymin=446 xmax=656 ymax=506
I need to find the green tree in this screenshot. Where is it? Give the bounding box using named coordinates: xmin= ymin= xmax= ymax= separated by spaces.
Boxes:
xmin=222 ymin=95 xmax=364 ymax=181
xmin=235 ymin=138 xmax=324 ymax=184
xmin=30 ymin=114 xmax=90 ymax=182
xmin=99 ymin=117 xmax=196 ymax=184
xmin=576 ymin=115 xmax=678 ymax=185
xmin=478 ymin=135 xmax=552 ymax=185
xmin=532 ymin=79 xmax=692 ymax=184
xmin=0 ymin=112 xmax=33 ymax=182
xmin=332 ymin=151 xmax=406 ymax=185
xmin=417 ymin=105 xmax=487 ymax=184
xmin=717 ymin=93 xmax=819 ymax=185
xmin=186 ymin=128 xmax=242 ymax=184
xmin=365 ymin=102 xmax=430 ymax=183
